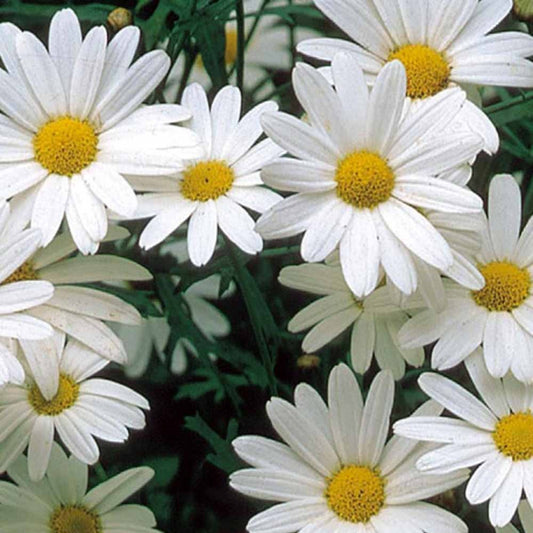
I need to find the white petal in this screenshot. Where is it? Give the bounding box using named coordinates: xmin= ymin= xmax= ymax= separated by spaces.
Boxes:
xmin=187 ymin=200 xmax=218 ymax=266
xmin=488 ymin=174 xmax=521 ymax=260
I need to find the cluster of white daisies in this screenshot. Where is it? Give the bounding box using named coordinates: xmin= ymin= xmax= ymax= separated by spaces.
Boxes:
xmin=0 ymin=0 xmax=533 ymax=532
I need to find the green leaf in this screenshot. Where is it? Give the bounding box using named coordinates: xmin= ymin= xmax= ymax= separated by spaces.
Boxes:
xmin=144 ymin=456 xmax=180 ymax=488
xmin=193 ymin=21 xmax=228 ymax=89
xmin=184 ymin=414 xmax=241 ymax=473
xmin=486 ymin=92 xmax=533 ymax=126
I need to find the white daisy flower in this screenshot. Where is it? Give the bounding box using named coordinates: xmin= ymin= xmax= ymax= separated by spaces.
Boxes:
xmin=0 ymin=334 xmax=149 ymax=480
xmin=297 ymin=0 xmax=533 ymax=154
xmin=497 ymin=501 xmax=533 ymax=533
xmin=230 ymin=364 xmax=468 ymax=532
xmin=256 ymin=54 xmax=484 ymax=299
xmin=0 ymin=202 xmax=57 ymax=386
xmin=165 ymin=0 xmax=320 ymax=99
xmin=394 ymin=349 xmax=533 ymax=527
xmin=5 ymin=224 xmax=151 ymax=364
xmin=117 ymin=272 xmax=233 ymax=377
xmin=0 ymin=8 xmax=201 ymax=253
xmin=399 ymin=174 xmax=533 ymax=382
xmin=0 ymin=443 xmax=160 ymax=533
xmin=279 ymin=262 xmax=424 ymax=379
xmin=136 ymin=83 xmax=283 ymax=265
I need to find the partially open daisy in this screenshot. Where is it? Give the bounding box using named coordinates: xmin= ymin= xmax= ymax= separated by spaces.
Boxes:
xmin=257 ymin=54 xmax=484 ymax=298
xmin=497 ymin=501 xmax=533 ymax=533
xmin=0 ymin=443 xmax=160 ymax=533
xmin=279 ymin=262 xmax=424 ymax=379
xmin=394 ymin=349 xmax=533 ymax=527
xmin=7 ymin=225 xmax=151 ymax=364
xmin=0 ymin=335 xmax=149 ymax=480
xmin=0 ymin=8 xmax=201 ymax=253
xmin=136 ymin=83 xmax=283 ymax=265
xmin=297 ymin=0 xmax=533 ymax=154
xmin=399 ymin=174 xmax=533 ymax=382
xmin=230 ymin=364 xmax=468 ymax=532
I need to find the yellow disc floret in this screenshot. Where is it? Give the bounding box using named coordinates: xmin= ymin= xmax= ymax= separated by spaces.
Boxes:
xmin=493 ymin=412 xmax=533 ymax=461
xmin=335 ymin=152 xmax=395 ymax=209
xmin=472 ymin=261 xmax=531 ymax=312
xmin=2 ymin=261 xmax=38 ymax=284
xmin=33 ymin=116 xmax=98 ymax=176
xmin=325 ymin=465 xmax=385 ymax=523
xmin=181 ymin=160 xmax=234 ymax=202
xmin=50 ymin=505 xmax=102 ymax=533
xmin=28 ymin=374 xmax=80 ymax=416
xmin=388 ymin=44 xmax=450 ymax=99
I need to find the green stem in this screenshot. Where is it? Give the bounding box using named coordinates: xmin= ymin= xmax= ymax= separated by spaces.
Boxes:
xmin=235 ymin=0 xmax=246 ymax=91
xmin=94 ymin=462 xmax=108 ymax=483
xmin=224 ymin=238 xmax=278 ymax=395
xmin=484 ymin=90 xmax=533 ymax=115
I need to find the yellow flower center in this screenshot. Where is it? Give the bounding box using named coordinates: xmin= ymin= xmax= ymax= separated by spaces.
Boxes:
xmin=49 ymin=505 xmax=102 ymax=533
xmin=493 ymin=412 xmax=533 ymax=461
xmin=2 ymin=261 xmax=38 ymax=284
xmin=33 ymin=116 xmax=98 ymax=176
xmin=472 ymin=261 xmax=531 ymax=312
xmin=335 ymin=152 xmax=395 ymax=209
xmin=180 ymin=160 xmax=234 ymax=202
xmin=28 ymin=374 xmax=80 ymax=416
xmin=225 ymin=30 xmax=238 ymax=65
xmin=388 ymin=44 xmax=450 ymax=99
xmin=325 ymin=465 xmax=385 ymax=523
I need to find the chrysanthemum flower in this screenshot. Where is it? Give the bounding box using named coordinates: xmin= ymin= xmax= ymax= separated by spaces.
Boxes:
xmin=394 ymin=349 xmax=533 ymax=527
xmin=298 ymin=0 xmax=533 ymax=154
xmin=279 ymin=262 xmax=424 ymax=379
xmin=136 ymin=83 xmax=283 ymax=265
xmin=5 ymin=225 xmax=150 ymax=364
xmin=256 ymin=54 xmax=484 ymax=298
xmin=0 ymin=8 xmax=201 ymax=253
xmin=399 ymin=174 xmax=533 ymax=382
xmin=0 ymin=335 xmax=149 ymax=480
xmin=497 ymin=501 xmax=533 ymax=533
xmin=230 ymin=364 xmax=468 ymax=532
xmin=0 ymin=443 xmax=160 ymax=533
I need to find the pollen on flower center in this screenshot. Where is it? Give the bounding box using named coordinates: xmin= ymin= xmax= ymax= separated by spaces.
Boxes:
xmin=493 ymin=412 xmax=533 ymax=461
xmin=28 ymin=374 xmax=80 ymax=416
xmin=387 ymin=44 xmax=450 ymax=99
xmin=49 ymin=505 xmax=102 ymax=533
xmin=181 ymin=160 xmax=234 ymax=202
xmin=2 ymin=261 xmax=38 ymax=284
xmin=33 ymin=116 xmax=98 ymax=177
xmin=472 ymin=261 xmax=531 ymax=312
xmin=325 ymin=465 xmax=385 ymax=523
xmin=335 ymin=151 xmax=395 ymax=209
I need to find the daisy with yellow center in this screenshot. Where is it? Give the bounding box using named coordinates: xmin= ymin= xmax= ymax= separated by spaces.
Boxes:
xmin=0 ymin=443 xmax=160 ymax=533
xmin=257 ymin=54 xmax=483 ymax=298
xmin=0 ymin=8 xmax=201 ymax=254
xmin=0 ymin=201 xmax=58 ymax=386
xmin=0 ymin=335 xmax=149 ymax=481
xmin=399 ymin=175 xmax=533 ymax=383
xmin=298 ymin=0 xmax=533 ymax=155
xmin=12 ymin=223 xmax=152 ymax=365
xmin=394 ymin=350 xmax=533 ymax=527
xmin=230 ymin=364 xmax=468 ymax=533
xmin=135 ymin=83 xmax=283 ymax=266
xmin=278 ymin=262 xmax=425 ymax=380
